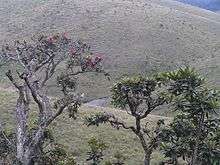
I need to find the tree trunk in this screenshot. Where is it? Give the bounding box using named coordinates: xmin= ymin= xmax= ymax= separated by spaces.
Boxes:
xmin=191 ymin=142 xmax=199 ymax=165
xmin=134 ymin=118 xmax=152 ymax=165
xmin=191 ymin=113 xmax=204 ymax=165
xmin=172 ymin=155 xmax=178 ymax=165
xmin=22 ymin=149 xmax=34 ymax=165
xmin=144 ymin=153 xmax=151 ymax=165
xmin=138 ymin=134 xmax=152 ymax=165
xmin=16 ymin=125 xmax=25 ymax=161
xmin=16 ymin=146 xmax=34 ymax=165
xmin=16 ymin=91 xmax=29 ymax=164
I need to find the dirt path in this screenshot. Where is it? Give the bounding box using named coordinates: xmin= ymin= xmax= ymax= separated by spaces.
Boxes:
xmin=85 ymin=97 xmax=108 ymax=107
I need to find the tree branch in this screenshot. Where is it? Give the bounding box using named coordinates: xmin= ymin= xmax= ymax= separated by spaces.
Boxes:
xmin=140 ymin=97 xmax=166 ymax=119
xmin=5 ymin=70 xmax=20 ymax=90
xmin=22 ymin=75 xmax=44 ymax=115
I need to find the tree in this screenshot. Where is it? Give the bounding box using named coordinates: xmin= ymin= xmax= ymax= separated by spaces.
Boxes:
xmin=157 ymin=67 xmax=220 ymax=165
xmin=86 ymin=137 xmax=108 ymax=165
xmin=0 ymin=125 xmax=77 ymax=165
xmin=85 ymin=76 xmax=167 ymax=165
xmin=0 ymin=33 xmax=107 ymax=164
xmin=160 ymin=114 xmax=220 ymax=165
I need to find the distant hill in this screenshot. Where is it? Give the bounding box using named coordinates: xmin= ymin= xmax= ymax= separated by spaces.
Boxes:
xmin=175 ymin=0 xmax=220 ymax=12
xmin=0 ymin=0 xmax=219 ymax=99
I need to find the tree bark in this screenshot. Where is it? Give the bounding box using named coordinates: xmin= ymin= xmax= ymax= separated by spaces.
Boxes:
xmin=136 ymin=133 xmax=152 ymax=165
xmin=22 ymin=149 xmax=34 ymax=165
xmin=191 ymin=113 xmax=204 ymax=165
xmin=144 ymin=152 xmax=151 ymax=165
xmin=191 ymin=141 xmax=199 ymax=165
xmin=16 ymin=89 xmax=29 ymax=164
xmin=172 ymin=155 xmax=178 ymax=165
xmin=15 ymin=87 xmax=44 ymax=165
xmin=134 ymin=117 xmax=152 ymax=165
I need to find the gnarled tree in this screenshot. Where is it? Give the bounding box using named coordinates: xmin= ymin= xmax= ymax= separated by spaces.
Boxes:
xmin=86 ymin=76 xmax=167 ymax=165
xmin=0 ymin=33 xmax=107 ymax=164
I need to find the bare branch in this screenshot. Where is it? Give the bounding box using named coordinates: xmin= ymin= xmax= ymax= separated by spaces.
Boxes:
xmin=109 ymin=115 xmax=136 ymax=132
xmin=140 ymin=97 xmax=166 ymax=119
xmin=34 ymin=53 xmax=56 ymax=72
xmin=5 ymin=70 xmax=20 ymax=89
xmin=22 ymin=75 xmax=44 ymax=115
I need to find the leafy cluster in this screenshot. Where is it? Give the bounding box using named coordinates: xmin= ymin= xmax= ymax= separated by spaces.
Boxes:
xmin=111 ymin=76 xmax=157 ymax=109
xmin=85 ymin=113 xmax=111 ymax=127
xmin=158 ymin=67 xmax=220 ymax=165
xmin=42 ymin=143 xmax=77 ymax=165
xmin=160 ymin=114 xmax=220 ymax=164
xmin=86 ymin=137 xmax=108 ymax=165
xmin=67 ymin=40 xmax=103 ymax=72
xmin=86 ymin=75 xmax=167 ymax=165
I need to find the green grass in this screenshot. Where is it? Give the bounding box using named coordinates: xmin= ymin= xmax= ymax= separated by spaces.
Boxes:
xmin=0 ymin=90 xmax=173 ymax=165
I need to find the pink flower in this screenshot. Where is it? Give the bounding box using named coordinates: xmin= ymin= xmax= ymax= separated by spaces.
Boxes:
xmin=94 ymin=54 xmax=103 ymax=63
xmin=62 ymin=32 xmax=68 ymax=39
xmin=70 ymin=48 xmax=77 ymax=56
xmin=85 ymin=57 xmax=93 ymax=67
xmin=95 ymin=56 xmax=102 ymax=61
xmin=47 ymin=36 xmax=54 ymax=44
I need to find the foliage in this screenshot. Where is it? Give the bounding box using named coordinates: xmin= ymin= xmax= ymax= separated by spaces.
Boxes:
xmin=111 ymin=76 xmax=156 ymax=108
xmin=157 ymin=67 xmax=220 ymax=165
xmin=86 ymin=75 xmax=167 ymax=165
xmin=43 ymin=143 xmax=77 ymax=165
xmin=86 ymin=137 xmax=108 ymax=165
xmin=160 ymin=114 xmax=220 ymax=164
xmin=85 ymin=112 xmax=111 ymax=127
xmin=0 ymin=33 xmax=107 ymax=164
xmin=0 ymin=125 xmax=77 ymax=165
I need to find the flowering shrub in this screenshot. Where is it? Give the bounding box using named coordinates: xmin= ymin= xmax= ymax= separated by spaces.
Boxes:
xmin=67 ymin=40 xmax=103 ymax=72
xmin=0 ymin=33 xmax=108 ymax=164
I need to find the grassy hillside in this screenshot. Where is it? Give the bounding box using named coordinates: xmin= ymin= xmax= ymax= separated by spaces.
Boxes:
xmin=0 ymin=0 xmax=220 ymax=100
xmin=0 ymin=1 xmax=219 ymax=163
xmin=0 ymin=89 xmax=174 ymax=165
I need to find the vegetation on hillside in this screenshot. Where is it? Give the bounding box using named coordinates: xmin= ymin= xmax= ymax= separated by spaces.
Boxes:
xmin=0 ymin=33 xmax=108 ymax=164
xmin=85 ymin=75 xmax=167 ymax=165
xmin=0 ymin=33 xmax=219 ymax=165
xmin=157 ymin=68 xmax=220 ymax=164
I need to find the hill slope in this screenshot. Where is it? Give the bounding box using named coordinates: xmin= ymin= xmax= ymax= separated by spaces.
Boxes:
xmin=0 ymin=1 xmax=219 ymax=163
xmin=0 ymin=0 xmax=220 ymax=99
xmin=0 ymin=89 xmax=172 ymax=164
